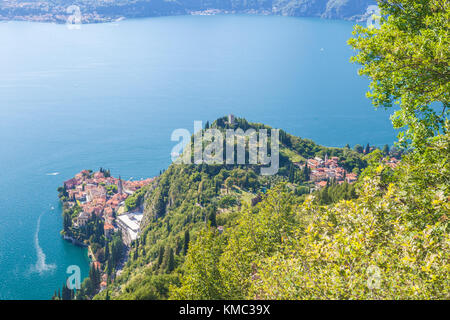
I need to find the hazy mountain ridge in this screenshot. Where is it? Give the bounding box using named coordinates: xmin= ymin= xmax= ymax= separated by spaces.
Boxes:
xmin=0 ymin=0 xmax=376 ymax=23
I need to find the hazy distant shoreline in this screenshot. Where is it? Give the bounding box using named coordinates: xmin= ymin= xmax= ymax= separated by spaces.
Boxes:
xmin=0 ymin=1 xmax=374 ymax=25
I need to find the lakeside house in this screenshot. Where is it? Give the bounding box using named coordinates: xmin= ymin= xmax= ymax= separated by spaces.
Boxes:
xmin=77 ymin=211 xmax=90 ymax=227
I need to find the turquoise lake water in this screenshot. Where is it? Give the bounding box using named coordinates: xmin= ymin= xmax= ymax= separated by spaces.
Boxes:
xmin=0 ymin=15 xmax=396 ymax=299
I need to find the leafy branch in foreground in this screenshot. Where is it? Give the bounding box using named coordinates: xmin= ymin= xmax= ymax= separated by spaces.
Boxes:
xmin=172 ymin=130 xmax=449 ymax=299
xmin=348 ymin=0 xmax=449 ymax=149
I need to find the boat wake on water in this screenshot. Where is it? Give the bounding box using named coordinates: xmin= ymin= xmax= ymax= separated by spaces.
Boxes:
xmin=46 ymin=172 xmax=60 ymax=176
xmin=30 ymin=213 xmax=56 ymax=275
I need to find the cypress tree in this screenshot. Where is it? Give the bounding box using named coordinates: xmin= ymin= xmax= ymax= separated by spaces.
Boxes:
xmin=166 ymin=248 xmax=175 ymax=273
xmin=208 ymin=209 xmax=217 ymax=228
xmin=157 ymin=246 xmax=165 ymax=267
xmin=183 ymin=230 xmax=190 ymax=256
xmin=382 ymin=144 xmax=390 ymax=155
xmin=105 ymin=243 xmax=110 ymax=261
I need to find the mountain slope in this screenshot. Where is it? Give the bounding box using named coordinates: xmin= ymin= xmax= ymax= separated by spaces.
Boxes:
xmin=92 ymin=116 xmax=370 ymax=299
xmin=95 ymin=117 xmax=449 ymax=300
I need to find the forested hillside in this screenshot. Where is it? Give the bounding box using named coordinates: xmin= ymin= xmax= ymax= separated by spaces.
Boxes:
xmin=171 ymin=135 xmax=449 ymax=299
xmin=93 ymin=117 xmax=369 ymax=299
xmin=93 ymin=0 xmax=449 ymax=300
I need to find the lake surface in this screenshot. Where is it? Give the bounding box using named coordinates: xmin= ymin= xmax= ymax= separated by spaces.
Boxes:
xmin=0 ymin=14 xmax=396 ymax=299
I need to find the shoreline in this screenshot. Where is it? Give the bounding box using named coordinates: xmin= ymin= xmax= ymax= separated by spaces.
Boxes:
xmin=62 ymin=234 xmax=88 ymax=248
xmin=0 ymin=10 xmax=369 ymax=26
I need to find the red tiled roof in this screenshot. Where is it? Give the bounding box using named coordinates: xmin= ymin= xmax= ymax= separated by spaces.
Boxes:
xmin=317 ymin=181 xmax=328 ymax=187
xmin=104 ymin=223 xmax=114 ymax=230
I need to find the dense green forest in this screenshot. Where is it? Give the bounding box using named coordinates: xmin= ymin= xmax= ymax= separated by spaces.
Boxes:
xmin=94 ymin=0 xmax=448 ymax=300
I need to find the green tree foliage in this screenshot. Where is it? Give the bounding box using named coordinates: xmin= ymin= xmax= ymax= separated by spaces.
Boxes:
xmin=106 ymin=184 xmax=118 ymax=196
xmin=174 ymin=134 xmax=449 ymax=298
xmin=125 ymin=186 xmax=147 ymax=211
xmin=348 ymin=0 xmax=449 ymax=149
xmin=170 ymin=229 xmax=225 ymax=299
xmin=218 ymin=195 xmax=238 ymax=209
xmin=172 ymin=185 xmax=298 ymax=299
xmin=315 ymin=180 xmax=357 ymax=205
xmin=354 ymin=144 xmax=364 ymax=153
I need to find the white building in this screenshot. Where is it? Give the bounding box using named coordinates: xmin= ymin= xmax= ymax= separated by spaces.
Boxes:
xmin=117 ymin=212 xmax=143 ymax=245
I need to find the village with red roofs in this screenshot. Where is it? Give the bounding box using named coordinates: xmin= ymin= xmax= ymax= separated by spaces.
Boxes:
xmin=60 ymin=169 xmax=155 ymax=291
xmin=62 ymin=169 xmax=153 ymax=244
xmin=296 ymin=154 xmax=399 ymax=189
